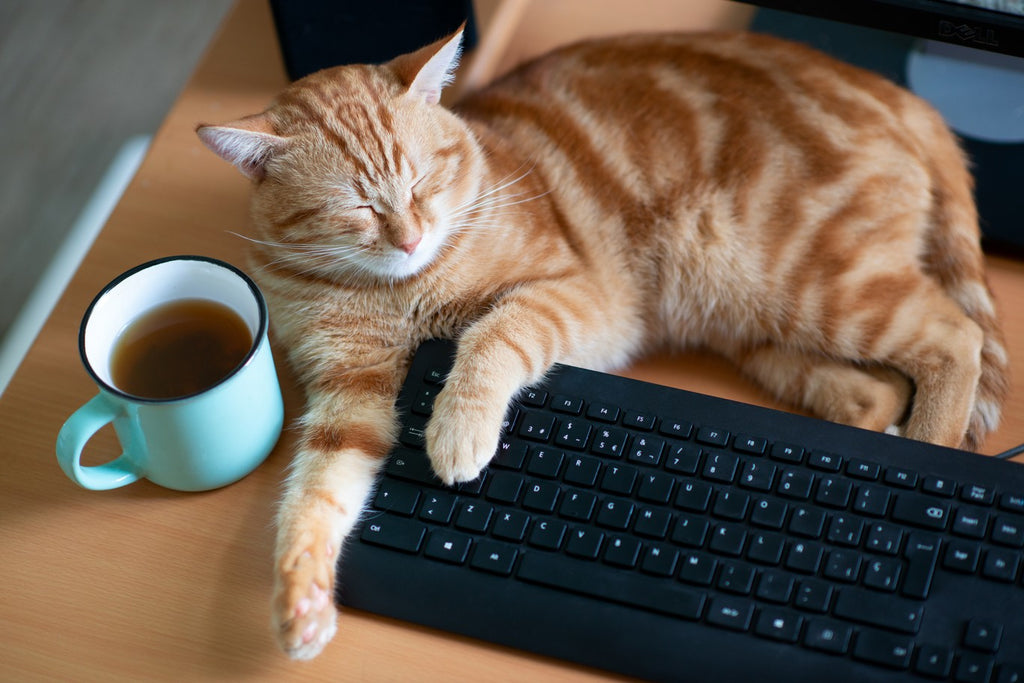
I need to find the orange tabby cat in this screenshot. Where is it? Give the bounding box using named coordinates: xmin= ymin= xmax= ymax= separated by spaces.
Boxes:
xmin=197 ymin=29 xmax=1007 ymax=659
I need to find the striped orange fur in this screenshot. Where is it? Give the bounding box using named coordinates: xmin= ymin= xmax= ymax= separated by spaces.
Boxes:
xmin=197 ymin=28 xmax=1007 ymax=659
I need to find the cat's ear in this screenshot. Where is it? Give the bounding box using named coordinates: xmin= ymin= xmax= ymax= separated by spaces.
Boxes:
xmin=390 ymin=25 xmax=465 ymax=105
xmin=196 ymin=114 xmax=287 ymax=181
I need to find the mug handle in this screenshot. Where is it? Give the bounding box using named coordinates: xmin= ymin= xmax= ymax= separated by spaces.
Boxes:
xmin=56 ymin=393 xmax=142 ymax=490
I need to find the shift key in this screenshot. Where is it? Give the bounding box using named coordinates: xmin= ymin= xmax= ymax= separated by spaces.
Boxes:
xmin=833 ymin=588 xmax=924 ymax=634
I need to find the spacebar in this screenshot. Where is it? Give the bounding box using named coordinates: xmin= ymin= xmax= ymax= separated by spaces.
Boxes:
xmin=517 ymin=552 xmax=706 ymax=620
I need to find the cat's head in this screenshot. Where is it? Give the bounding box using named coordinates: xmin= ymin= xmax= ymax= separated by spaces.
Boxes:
xmin=197 ymin=28 xmax=480 ymax=282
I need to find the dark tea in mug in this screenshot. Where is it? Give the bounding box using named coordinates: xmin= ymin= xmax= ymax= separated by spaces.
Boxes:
xmin=110 ymin=298 xmax=253 ymax=399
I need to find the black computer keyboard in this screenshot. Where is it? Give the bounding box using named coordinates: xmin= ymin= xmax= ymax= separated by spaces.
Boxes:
xmin=338 ymin=339 xmax=1024 ymax=682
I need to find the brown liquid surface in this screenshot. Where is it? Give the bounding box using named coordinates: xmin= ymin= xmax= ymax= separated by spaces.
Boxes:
xmin=110 ymin=298 xmax=253 ymax=399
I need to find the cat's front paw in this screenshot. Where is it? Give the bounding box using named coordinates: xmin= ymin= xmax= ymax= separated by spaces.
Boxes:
xmin=272 ymin=535 xmax=338 ymax=660
xmin=425 ymin=389 xmax=503 ymax=485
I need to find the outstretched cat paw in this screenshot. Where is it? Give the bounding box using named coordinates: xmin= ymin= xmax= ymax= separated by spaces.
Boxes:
xmin=272 ymin=541 xmax=338 ymax=660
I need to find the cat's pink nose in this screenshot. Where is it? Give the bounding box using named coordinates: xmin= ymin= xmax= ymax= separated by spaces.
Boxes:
xmin=399 ymin=236 xmax=422 ymax=255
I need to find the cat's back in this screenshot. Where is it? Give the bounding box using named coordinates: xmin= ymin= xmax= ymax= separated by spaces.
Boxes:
xmin=456 ymin=31 xmax=941 ymax=185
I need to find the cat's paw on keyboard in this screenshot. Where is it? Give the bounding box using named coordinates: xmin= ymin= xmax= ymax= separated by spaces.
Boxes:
xmin=425 ymin=390 xmax=503 ymax=485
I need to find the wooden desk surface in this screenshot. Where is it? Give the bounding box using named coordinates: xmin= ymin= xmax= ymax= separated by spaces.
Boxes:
xmin=2 ymin=2 xmax=1023 ymax=681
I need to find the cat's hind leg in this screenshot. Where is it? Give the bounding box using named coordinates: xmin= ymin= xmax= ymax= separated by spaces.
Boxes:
xmin=733 ymin=345 xmax=913 ymax=434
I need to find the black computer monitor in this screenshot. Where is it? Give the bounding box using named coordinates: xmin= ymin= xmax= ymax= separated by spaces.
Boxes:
xmin=736 ymin=0 xmax=1024 ymax=252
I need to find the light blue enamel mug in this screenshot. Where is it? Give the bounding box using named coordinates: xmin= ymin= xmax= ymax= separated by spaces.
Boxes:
xmin=56 ymin=255 xmax=284 ymax=492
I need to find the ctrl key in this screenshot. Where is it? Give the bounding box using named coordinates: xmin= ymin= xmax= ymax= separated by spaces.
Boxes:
xmin=360 ymin=517 xmax=426 ymax=553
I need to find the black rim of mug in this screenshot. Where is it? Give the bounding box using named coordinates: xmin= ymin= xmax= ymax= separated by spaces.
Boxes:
xmin=77 ymin=254 xmax=269 ymax=404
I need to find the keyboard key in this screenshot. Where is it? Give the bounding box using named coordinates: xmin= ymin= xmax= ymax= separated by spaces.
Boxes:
xmin=640 ymin=544 xmax=679 ymax=576
xmin=983 ymin=548 xmax=1022 ymax=582
xmin=551 ymin=394 xmax=583 ymax=415
xmin=519 ymin=388 xmax=547 ymax=407
xmin=853 ymin=484 xmax=892 ymax=517
xmin=528 ymin=519 xmax=566 ymax=550
xmin=956 ymin=654 xmax=995 ymax=683
xmin=862 ymin=557 xmax=901 ymax=591
xmin=789 ymin=507 xmax=826 ymax=539
xmin=991 ymin=517 xmax=1024 ymax=548
xmin=953 ymin=509 xmax=990 ymax=539
xmin=492 ymin=510 xmax=530 ymax=542
xmin=554 ymin=419 xmax=591 ymax=450
xmin=637 ymin=472 xmax=675 ymax=504
xmin=455 ymin=501 xmax=493 ymax=533
xmin=601 ymin=464 xmax=638 ymax=495
xmin=803 ymin=619 xmax=852 ymax=654
xmin=827 ymin=514 xmax=865 ymax=547
xmin=492 ymin=440 xmax=528 ymax=470
xmin=778 ymin=469 xmax=814 ymax=500
xmin=419 ymin=492 xmax=457 ymax=524
xmin=962 ymin=484 xmax=997 ymax=506
xmin=470 ymin=540 xmax=518 ymax=576
xmin=603 ymin=535 xmax=642 ymax=568
xmin=387 ymin=448 xmax=443 ymax=487
xmin=892 ymin=494 xmax=951 ymax=530
xmin=361 ymin=517 xmax=426 ymax=553
xmin=770 ymin=443 xmax=804 ymax=464
xmin=519 ymin=412 xmax=555 ymax=441
xmin=833 ymin=588 xmax=923 ymax=634
xmin=697 ymin=427 xmax=730 ymax=448
xmin=596 ymin=498 xmax=635 ymax=530
xmin=807 ymin=451 xmax=842 ymax=472
xmin=559 ymin=490 xmax=597 ymax=522
xmin=884 ymin=467 xmax=919 ymax=489
xmin=566 ymin=527 xmax=605 ymax=560
xmin=670 ymin=514 xmax=709 ymax=548
xmin=823 ymin=549 xmax=862 ymax=583
xmin=713 ymin=490 xmax=750 ymax=521
xmin=734 ymin=435 xmax=767 ymax=455
xmin=923 ymin=475 xmax=957 ymax=497
xmin=675 ymin=480 xmax=713 ymax=512
xmin=815 ymin=476 xmax=853 ymax=508
xmin=679 ymin=552 xmax=718 ymax=586
xmin=750 ymin=498 xmax=788 ymax=530
xmin=717 ymin=562 xmax=755 ymax=594
xmin=634 ymin=507 xmax=672 ymax=539
xmin=747 ymin=532 xmax=785 ymax=565
xmin=526 ymin=447 xmax=564 ymax=478
xmin=658 ymin=418 xmax=693 ymax=439
xmin=914 ymin=645 xmax=954 ymax=678
xmin=586 ymin=401 xmax=619 ymax=423
xmin=964 ymin=618 xmax=1003 ymax=653
xmin=373 ymin=479 xmax=421 ymax=516
xmin=902 ymin=533 xmax=941 ymax=599
xmin=425 ymin=530 xmax=472 ymax=564
xmin=782 ymin=540 xmax=823 ymax=573
xmin=591 ymin=427 xmax=628 ymax=458
xmin=485 ymin=471 xmax=523 ymax=504
xmin=739 ymin=461 xmax=777 ymax=492
xmin=705 ymin=596 xmax=754 ymax=631
xmin=665 ymin=445 xmax=702 ymax=474
xmin=703 ymin=452 xmax=739 ymax=483
xmin=755 ymin=570 xmax=795 ymax=603
xmin=794 ymin=578 xmax=833 ymax=612
xmin=517 ymin=553 xmax=705 ymax=620
xmin=628 ymin=435 xmax=666 ymax=466
xmin=563 ymin=455 xmax=601 ymax=487
xmin=522 ymin=481 xmax=560 ymax=513
xmin=864 ymin=522 xmax=903 ymax=555
xmin=754 ymin=608 xmax=803 ymax=643
xmin=944 ymin=539 xmax=981 ymax=573
xmin=847 ymin=459 xmax=880 ymax=480
xmin=623 ymin=410 xmax=655 ymax=431
xmin=709 ymin=523 xmax=747 ymax=556
xmin=852 ymin=630 xmax=913 ymax=669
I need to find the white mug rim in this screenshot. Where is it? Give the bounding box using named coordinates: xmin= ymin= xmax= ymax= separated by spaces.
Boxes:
xmin=78 ymin=255 xmax=269 ymax=405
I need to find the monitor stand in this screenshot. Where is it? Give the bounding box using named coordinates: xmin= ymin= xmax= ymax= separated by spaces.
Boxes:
xmin=752 ymin=9 xmax=1024 ymax=255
